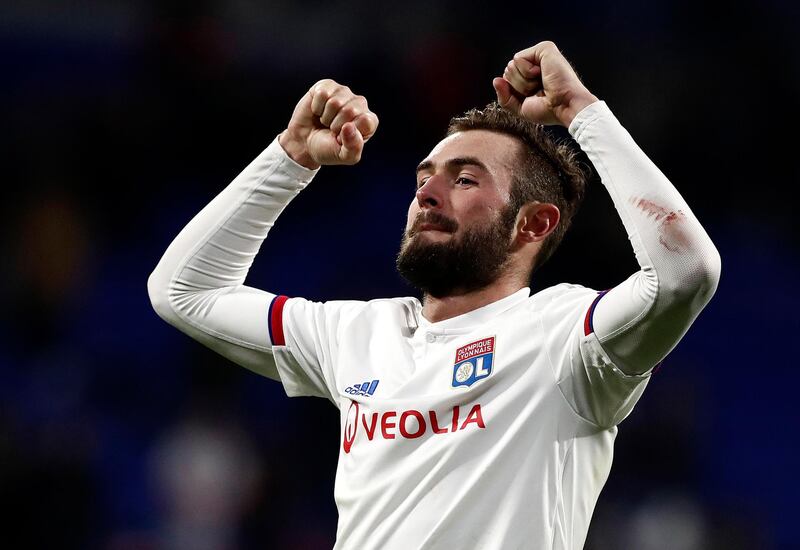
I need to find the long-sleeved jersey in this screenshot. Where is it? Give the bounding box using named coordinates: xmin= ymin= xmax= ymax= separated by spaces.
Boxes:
xmin=148 ymin=101 xmax=721 ymax=549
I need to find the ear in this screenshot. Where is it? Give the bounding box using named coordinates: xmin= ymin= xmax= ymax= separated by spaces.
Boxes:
xmin=514 ymin=202 xmax=560 ymax=244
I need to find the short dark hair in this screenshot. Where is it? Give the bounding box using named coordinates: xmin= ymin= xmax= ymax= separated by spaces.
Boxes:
xmin=447 ymin=102 xmax=588 ymax=275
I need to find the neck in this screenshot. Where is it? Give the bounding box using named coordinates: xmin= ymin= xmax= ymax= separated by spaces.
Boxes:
xmin=421 ymin=274 xmax=527 ymax=323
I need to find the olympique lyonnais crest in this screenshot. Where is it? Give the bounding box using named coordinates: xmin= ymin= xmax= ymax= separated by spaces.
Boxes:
xmin=452 ymin=336 xmax=495 ymax=388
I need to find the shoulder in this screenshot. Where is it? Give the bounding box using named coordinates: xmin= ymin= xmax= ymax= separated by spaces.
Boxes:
xmin=523 ymin=283 xmax=603 ymax=333
xmin=286 ymin=295 xmax=419 ymax=326
xmin=527 ymin=282 xmax=600 ymax=310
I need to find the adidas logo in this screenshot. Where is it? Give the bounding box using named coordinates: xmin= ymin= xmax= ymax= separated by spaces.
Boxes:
xmin=344 ymin=379 xmax=380 ymax=397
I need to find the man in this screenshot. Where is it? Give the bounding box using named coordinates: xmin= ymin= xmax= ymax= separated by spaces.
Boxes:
xmin=149 ymin=41 xmax=720 ymax=549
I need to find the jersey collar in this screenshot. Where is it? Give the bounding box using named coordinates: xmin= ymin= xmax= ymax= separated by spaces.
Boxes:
xmin=416 ymin=287 xmax=530 ymax=334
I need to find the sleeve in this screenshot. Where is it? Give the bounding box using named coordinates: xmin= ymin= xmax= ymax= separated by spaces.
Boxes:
xmin=568 ymin=101 xmax=721 ymax=376
xmin=147 ymin=136 xmax=319 ymax=381
xmin=541 ymin=285 xmax=651 ymax=429
xmin=269 ymin=297 xmax=365 ymax=406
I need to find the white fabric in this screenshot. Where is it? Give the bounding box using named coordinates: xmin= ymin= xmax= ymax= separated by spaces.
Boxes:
xmin=276 ymin=285 xmax=644 ymax=549
xmin=571 ymin=102 xmax=721 ymax=374
xmin=148 ymin=138 xmax=317 ymax=379
xmin=148 ymin=101 xmax=720 ymax=550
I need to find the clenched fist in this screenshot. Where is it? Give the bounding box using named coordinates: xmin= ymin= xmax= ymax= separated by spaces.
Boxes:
xmin=279 ymin=79 xmax=379 ymax=169
xmin=493 ymin=41 xmax=598 ymax=127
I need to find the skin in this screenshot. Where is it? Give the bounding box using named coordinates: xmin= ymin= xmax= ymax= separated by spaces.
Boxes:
xmin=408 ymin=130 xmax=559 ymax=320
xmin=279 ymin=41 xmax=599 ymax=322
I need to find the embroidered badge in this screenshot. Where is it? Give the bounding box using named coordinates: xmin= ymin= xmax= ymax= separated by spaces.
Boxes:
xmin=452 ymin=336 xmax=495 ymax=388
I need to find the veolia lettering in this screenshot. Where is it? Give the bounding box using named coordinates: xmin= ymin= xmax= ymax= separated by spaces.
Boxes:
xmin=342 ymin=400 xmax=485 ymax=453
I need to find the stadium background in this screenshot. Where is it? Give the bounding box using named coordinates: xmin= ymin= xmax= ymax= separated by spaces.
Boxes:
xmin=1 ymin=1 xmax=798 ymax=548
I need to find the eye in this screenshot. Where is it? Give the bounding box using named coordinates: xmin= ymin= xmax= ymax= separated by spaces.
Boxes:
xmin=456 ymin=176 xmax=476 ymax=186
xmin=416 ymin=177 xmax=429 ymax=189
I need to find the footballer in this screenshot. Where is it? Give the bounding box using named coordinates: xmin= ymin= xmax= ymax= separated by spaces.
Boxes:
xmin=149 ymin=41 xmax=720 ymax=549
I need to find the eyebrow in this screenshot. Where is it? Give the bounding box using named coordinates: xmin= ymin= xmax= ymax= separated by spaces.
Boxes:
xmin=415 ymin=156 xmax=490 ymax=176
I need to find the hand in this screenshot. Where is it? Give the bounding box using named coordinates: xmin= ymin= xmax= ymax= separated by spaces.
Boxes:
xmin=493 ymin=41 xmax=599 ymax=127
xmin=279 ymin=79 xmax=379 ymax=169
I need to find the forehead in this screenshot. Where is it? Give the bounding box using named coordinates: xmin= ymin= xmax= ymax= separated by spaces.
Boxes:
xmin=423 ymin=130 xmax=521 ymax=178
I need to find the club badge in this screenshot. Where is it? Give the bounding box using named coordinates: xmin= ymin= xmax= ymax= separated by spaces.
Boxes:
xmin=452 ymin=336 xmax=495 ymax=388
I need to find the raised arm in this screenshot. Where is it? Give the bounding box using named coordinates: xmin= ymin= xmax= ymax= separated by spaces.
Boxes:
xmin=147 ymin=80 xmax=378 ymax=379
xmin=496 ymin=41 xmax=721 ymax=375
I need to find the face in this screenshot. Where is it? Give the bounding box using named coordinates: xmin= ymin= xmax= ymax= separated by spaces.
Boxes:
xmin=396 ymin=130 xmax=522 ymax=297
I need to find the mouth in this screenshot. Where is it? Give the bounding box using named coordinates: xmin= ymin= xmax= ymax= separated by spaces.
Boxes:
xmin=418 ymin=223 xmax=452 ymax=233
xmin=409 ymin=213 xmax=458 ymax=238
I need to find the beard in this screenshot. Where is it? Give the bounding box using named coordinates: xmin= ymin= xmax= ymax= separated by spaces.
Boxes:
xmin=396 ymin=209 xmax=516 ymax=298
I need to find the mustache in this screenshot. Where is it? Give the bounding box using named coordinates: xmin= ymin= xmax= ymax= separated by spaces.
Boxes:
xmin=408 ymin=211 xmax=459 ymax=237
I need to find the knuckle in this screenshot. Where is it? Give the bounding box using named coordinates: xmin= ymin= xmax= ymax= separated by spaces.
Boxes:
xmin=313 ymin=78 xmax=335 ymax=91
xmin=328 ymin=97 xmax=345 ymax=110
xmin=354 ymin=117 xmax=369 ymax=132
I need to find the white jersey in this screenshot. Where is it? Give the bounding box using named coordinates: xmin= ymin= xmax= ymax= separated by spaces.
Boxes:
xmin=273 ymin=285 xmax=647 ymax=549
xmin=148 ymin=101 xmax=721 ymax=549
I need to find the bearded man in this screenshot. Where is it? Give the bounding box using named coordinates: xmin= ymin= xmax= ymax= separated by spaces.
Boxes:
xmin=149 ymin=41 xmax=720 ymax=549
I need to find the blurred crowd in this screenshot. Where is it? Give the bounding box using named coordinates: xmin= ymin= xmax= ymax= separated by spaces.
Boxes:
xmin=1 ymin=1 xmax=798 ymax=548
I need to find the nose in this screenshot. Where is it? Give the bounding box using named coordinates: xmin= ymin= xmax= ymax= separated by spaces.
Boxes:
xmin=416 ymin=175 xmax=444 ymax=209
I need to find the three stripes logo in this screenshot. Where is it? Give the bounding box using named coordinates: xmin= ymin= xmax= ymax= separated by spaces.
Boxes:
xmin=344 ymin=379 xmax=380 ymax=397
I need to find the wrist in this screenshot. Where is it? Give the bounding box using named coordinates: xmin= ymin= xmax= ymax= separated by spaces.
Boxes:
xmin=556 ymin=91 xmax=599 ymax=127
xmin=278 ymin=131 xmax=321 ymax=170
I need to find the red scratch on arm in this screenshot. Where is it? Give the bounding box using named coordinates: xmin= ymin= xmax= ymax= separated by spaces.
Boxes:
xmin=629 ymin=197 xmax=690 ymax=252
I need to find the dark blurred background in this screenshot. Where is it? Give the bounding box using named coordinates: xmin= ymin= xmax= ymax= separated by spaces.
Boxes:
xmin=1 ymin=1 xmax=798 ymax=548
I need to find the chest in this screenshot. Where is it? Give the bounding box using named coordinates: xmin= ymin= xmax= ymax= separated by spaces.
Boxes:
xmin=330 ymin=306 xmax=574 ymax=473
xmin=332 ymin=308 xmax=555 ymax=405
